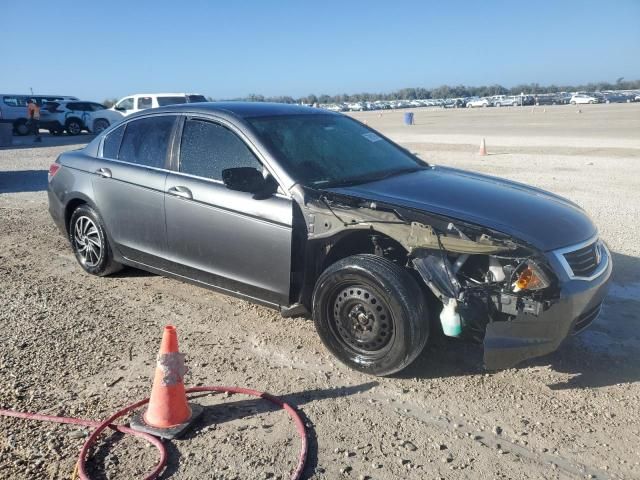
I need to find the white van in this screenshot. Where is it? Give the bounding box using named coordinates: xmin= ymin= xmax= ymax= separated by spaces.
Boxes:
xmin=0 ymin=94 xmax=78 ymax=135
xmin=111 ymin=93 xmax=207 ymax=116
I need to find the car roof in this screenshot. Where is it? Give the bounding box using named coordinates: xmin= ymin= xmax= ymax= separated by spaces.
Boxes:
xmin=141 ymin=101 xmax=335 ymax=119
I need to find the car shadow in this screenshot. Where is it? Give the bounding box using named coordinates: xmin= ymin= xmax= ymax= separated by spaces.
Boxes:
xmin=398 ymin=251 xmax=640 ymax=390
xmin=83 ymin=382 xmax=377 ymax=480
xmin=0 ymin=170 xmax=47 ymax=193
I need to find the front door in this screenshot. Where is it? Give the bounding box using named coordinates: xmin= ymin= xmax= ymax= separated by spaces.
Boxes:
xmin=164 ymin=117 xmax=293 ymax=306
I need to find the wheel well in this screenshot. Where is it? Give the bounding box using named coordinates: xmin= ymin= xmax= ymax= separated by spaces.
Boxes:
xmin=322 ymin=231 xmax=408 ymax=272
xmin=64 ymin=199 xmax=87 ymax=233
xmin=294 ymin=230 xmax=411 ymax=311
xmin=65 ymin=117 xmax=83 ymax=126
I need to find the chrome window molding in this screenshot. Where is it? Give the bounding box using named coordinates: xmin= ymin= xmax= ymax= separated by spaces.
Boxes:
xmin=553 ymin=235 xmax=609 ymax=281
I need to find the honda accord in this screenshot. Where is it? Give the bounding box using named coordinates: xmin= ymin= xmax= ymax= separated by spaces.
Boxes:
xmin=48 ymin=103 xmax=611 ymax=376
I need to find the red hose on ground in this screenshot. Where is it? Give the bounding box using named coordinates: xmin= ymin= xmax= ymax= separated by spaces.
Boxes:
xmin=0 ymin=386 xmax=308 ymax=480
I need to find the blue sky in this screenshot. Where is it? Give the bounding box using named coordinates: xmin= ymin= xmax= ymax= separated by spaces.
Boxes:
xmin=2 ymin=0 xmax=639 ymax=101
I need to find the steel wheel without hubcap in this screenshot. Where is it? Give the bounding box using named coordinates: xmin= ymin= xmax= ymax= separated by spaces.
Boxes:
xmin=331 ymin=285 xmax=394 ymax=359
xmin=313 ymin=254 xmax=429 ymax=376
xmin=73 ymin=216 xmax=102 ymax=267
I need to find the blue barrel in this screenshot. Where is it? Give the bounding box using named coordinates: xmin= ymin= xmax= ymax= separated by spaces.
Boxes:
xmin=404 ymin=112 xmax=414 ymax=125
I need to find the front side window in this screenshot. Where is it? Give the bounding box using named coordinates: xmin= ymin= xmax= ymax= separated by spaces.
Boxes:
xmin=157 ymin=96 xmax=186 ymax=107
xmin=179 ymin=119 xmax=262 ymax=181
xmin=247 ymin=114 xmax=425 ymax=187
xmin=116 ymin=97 xmax=134 ymax=110
xmin=118 ymin=116 xmax=175 ymax=168
xmin=102 ymin=124 xmax=126 ymax=159
xmin=137 ymin=97 xmax=152 ymax=109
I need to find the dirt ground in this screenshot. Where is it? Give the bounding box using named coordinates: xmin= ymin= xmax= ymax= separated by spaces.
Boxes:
xmin=1 ymin=103 xmax=639 ymax=480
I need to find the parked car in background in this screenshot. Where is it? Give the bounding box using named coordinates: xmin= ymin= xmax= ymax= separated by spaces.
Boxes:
xmin=491 ymin=95 xmax=519 ymax=107
xmin=85 ymin=108 xmax=127 ymax=134
xmin=0 ymin=94 xmax=78 ymax=135
xmin=466 ymin=97 xmax=491 ymax=108
xmin=41 ymin=100 xmax=107 ymax=135
xmin=91 ymin=93 xmax=207 ymax=132
xmin=48 ymin=102 xmax=611 ymax=376
xmin=111 ymin=93 xmax=207 ymax=117
xmin=443 ymin=98 xmax=466 ymax=108
xmin=570 ymin=93 xmax=600 ymax=105
xmin=533 ymin=94 xmax=568 ymax=106
xmin=601 ymin=92 xmax=634 ymax=103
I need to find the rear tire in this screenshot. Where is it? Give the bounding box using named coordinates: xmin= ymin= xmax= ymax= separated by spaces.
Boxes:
xmin=14 ymin=120 xmax=29 ymax=136
xmin=69 ymin=205 xmax=122 ymax=276
xmin=66 ymin=119 xmax=82 ymax=136
xmin=312 ymin=254 xmax=429 ymax=376
xmin=93 ymin=119 xmax=109 ymax=134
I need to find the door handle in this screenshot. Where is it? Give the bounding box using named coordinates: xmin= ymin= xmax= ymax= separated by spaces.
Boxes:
xmin=167 ymin=186 xmax=193 ymax=200
xmin=94 ymin=168 xmax=112 ymax=178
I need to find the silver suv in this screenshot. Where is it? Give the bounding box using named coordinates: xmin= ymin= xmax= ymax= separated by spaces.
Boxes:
xmin=42 ymin=100 xmax=107 ymax=135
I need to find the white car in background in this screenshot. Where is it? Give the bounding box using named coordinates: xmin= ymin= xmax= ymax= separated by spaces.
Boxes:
xmin=466 ymin=97 xmax=491 ymax=108
xmin=570 ymin=93 xmax=600 ymax=105
xmin=88 ymin=92 xmax=207 ymax=133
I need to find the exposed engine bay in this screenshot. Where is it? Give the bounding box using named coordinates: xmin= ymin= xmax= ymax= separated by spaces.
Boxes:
xmin=300 ymin=189 xmax=559 ymax=353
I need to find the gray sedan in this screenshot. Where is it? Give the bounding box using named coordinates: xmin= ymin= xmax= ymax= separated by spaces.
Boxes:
xmin=48 ymin=103 xmax=611 ymax=376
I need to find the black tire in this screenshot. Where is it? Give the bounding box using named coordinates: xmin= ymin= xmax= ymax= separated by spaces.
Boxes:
xmin=93 ymin=119 xmax=109 ymax=134
xmin=69 ymin=205 xmax=121 ymax=276
xmin=312 ymin=254 xmax=429 ymax=376
xmin=14 ymin=120 xmax=29 ymax=136
xmin=66 ymin=118 xmax=82 ymax=136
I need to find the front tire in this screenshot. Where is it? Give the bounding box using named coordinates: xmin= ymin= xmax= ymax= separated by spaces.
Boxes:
xmin=312 ymin=254 xmax=429 ymax=376
xmin=69 ymin=205 xmax=121 ymax=276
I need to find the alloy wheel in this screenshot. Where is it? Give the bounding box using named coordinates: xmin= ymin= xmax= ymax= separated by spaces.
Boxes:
xmin=73 ymin=216 xmax=102 ymax=267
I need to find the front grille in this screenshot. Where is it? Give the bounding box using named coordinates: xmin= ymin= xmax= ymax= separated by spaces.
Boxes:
xmin=563 ymin=242 xmax=599 ymax=277
xmin=573 ymin=302 xmax=602 ymax=334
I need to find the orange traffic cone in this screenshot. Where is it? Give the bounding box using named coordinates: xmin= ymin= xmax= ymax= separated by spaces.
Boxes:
xmin=479 ymin=138 xmax=488 ymax=156
xmin=130 ymin=325 xmax=202 ymax=439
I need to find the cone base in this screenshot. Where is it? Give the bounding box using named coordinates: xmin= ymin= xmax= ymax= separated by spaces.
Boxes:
xmin=130 ymin=403 xmax=203 ymax=439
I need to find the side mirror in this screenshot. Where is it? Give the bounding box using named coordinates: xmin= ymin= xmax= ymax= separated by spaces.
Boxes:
xmin=114 ymin=105 xmax=125 ymax=111
xmin=222 ymin=167 xmax=276 ymax=196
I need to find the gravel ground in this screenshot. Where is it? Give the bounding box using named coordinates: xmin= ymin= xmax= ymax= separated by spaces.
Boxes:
xmin=1 ymin=104 xmax=639 ymax=479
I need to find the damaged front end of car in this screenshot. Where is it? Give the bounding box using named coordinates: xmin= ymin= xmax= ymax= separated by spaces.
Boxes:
xmin=298 ymin=188 xmax=610 ymax=370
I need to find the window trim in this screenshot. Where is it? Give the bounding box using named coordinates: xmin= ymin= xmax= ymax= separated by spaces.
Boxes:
xmin=170 ymin=114 xmax=290 ymax=198
xmin=98 ymin=113 xmax=180 ymax=172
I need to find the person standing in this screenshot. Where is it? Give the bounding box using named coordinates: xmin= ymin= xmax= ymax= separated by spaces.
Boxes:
xmin=27 ymin=98 xmax=42 ymax=142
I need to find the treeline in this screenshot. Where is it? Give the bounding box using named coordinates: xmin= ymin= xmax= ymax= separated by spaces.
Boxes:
xmin=230 ymin=78 xmax=640 ymax=104
xmin=102 ymin=78 xmax=640 ymax=107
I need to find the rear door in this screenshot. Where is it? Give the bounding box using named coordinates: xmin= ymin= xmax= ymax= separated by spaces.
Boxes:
xmin=92 ymin=115 xmax=178 ymax=266
xmin=164 ymin=116 xmax=293 ymax=305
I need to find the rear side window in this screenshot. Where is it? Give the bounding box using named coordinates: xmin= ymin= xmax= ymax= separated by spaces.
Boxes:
xmin=102 ymin=124 xmax=126 ymax=159
xmin=137 ymin=97 xmax=152 ymax=109
xmin=157 ymin=96 xmax=186 ymax=106
xmin=3 ymin=96 xmax=27 ymax=107
xmin=179 ymin=119 xmax=262 ymax=181
xmin=118 ymin=116 xmax=176 ymax=168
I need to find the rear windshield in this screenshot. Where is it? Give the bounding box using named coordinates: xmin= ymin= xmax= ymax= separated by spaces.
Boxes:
xmin=157 ymin=96 xmax=187 ymax=106
xmin=247 ymin=114 xmax=425 ymax=187
xmin=187 ymin=95 xmax=207 ymax=103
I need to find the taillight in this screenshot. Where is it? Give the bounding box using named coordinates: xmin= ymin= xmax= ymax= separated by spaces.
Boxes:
xmin=48 ymin=164 xmax=61 ymax=177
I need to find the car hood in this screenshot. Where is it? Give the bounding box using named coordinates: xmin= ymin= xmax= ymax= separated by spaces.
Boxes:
xmin=325 ymin=166 xmax=597 ymax=251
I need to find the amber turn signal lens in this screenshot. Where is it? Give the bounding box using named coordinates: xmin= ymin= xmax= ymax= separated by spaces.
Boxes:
xmin=513 ymin=263 xmax=550 ymax=292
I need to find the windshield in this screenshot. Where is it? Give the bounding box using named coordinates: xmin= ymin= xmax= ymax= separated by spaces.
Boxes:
xmin=246 ymin=114 xmax=426 ymax=187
